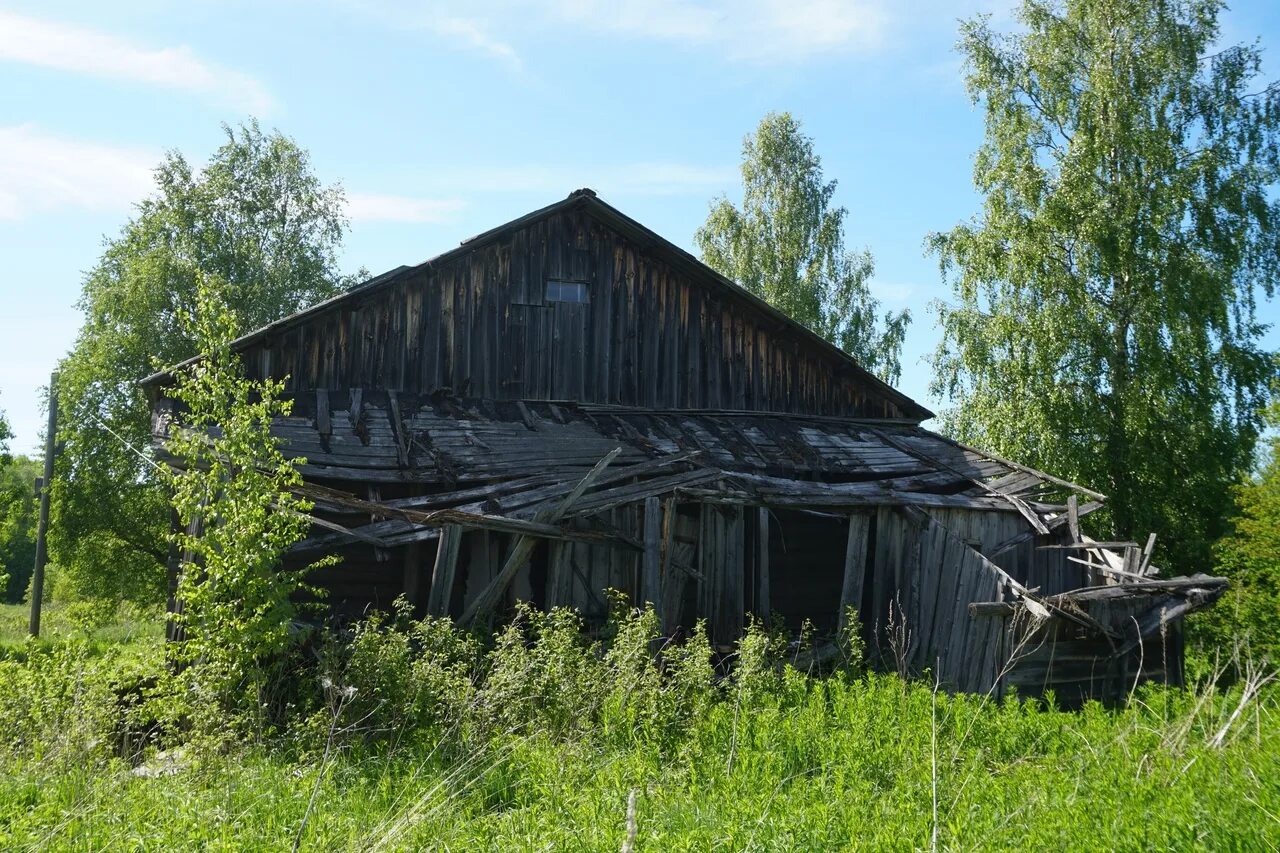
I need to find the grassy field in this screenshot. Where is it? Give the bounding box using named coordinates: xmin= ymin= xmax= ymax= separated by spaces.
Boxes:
xmin=0 ymin=601 xmax=164 ymax=657
xmin=0 ymin=603 xmax=1275 ymax=851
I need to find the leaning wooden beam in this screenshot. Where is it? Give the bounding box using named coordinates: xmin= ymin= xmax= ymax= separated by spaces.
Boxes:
xmin=308 ymin=474 xmax=563 ymax=516
xmin=553 ymin=469 xmax=724 ymax=518
xmin=1038 ymin=541 xmax=1141 ymax=550
xmin=294 ymin=483 xmax=585 ymax=535
xmin=1050 ymin=574 xmax=1228 ymax=601
xmin=838 ymin=512 xmax=870 ymax=631
xmin=291 ymin=482 xmax=625 ymax=553
xmin=458 ymin=447 xmax=622 ymax=626
xmin=1138 ymin=533 xmax=1158 ymax=576
xmin=706 ymin=481 xmax=1038 ymax=513
xmin=426 ymin=525 xmax=462 ymax=616
xmin=292 ymin=508 xmax=623 ymax=554
xmin=302 ymin=513 xmax=392 ymax=548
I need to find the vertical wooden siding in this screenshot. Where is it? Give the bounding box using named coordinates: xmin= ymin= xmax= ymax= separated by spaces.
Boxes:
xmin=238 ymin=208 xmax=911 ymax=418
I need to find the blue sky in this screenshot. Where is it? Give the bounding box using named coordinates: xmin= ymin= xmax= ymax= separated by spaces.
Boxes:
xmin=1 ymin=0 xmax=1278 ymax=452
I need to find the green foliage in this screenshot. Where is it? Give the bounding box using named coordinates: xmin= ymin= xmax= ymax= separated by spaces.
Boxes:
xmin=696 ymin=112 xmax=910 ymax=383
xmin=0 ymin=458 xmax=39 ymax=602
xmin=53 ymin=120 xmax=354 ymax=603
xmin=930 ymin=0 xmax=1280 ymax=572
xmin=310 ymin=599 xmax=483 ymax=750
xmin=1196 ymin=399 xmax=1280 ymax=663
xmin=0 ymin=609 xmax=1276 ymax=850
xmin=164 ymin=276 xmax=335 ymax=733
xmin=0 ymin=395 xmax=39 ymax=601
xmin=0 ymin=401 xmax=9 ymax=462
xmin=0 ymin=641 xmax=121 ymax=768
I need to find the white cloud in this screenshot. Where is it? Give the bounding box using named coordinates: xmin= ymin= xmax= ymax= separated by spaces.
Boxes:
xmin=350 ymin=0 xmax=888 ymax=69
xmin=0 ymin=11 xmax=272 ymax=114
xmin=544 ymin=0 xmax=887 ymax=60
xmin=0 ymin=125 xmax=157 ymax=220
xmin=422 ymin=16 xmax=522 ymax=71
xmin=0 ymin=127 xmax=472 ymax=224
xmin=346 ymin=193 xmax=465 ymax=223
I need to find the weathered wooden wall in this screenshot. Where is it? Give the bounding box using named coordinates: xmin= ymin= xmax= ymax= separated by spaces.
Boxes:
xmin=232 ymin=206 xmax=914 ymax=419
xmin=923 ymin=508 xmax=1086 ymax=596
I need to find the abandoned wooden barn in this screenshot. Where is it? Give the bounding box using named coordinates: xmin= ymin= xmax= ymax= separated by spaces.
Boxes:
xmin=145 ymin=188 xmax=1226 ymax=704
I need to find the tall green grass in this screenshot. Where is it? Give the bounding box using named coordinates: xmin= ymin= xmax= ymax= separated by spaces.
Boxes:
xmin=0 ymin=601 xmax=1274 ymax=851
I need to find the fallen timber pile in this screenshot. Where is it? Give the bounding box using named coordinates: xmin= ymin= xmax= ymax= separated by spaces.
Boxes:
xmin=152 ymin=391 xmax=1227 ymax=703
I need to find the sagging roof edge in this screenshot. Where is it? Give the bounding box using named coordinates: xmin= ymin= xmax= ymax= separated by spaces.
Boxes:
xmin=138 ymin=189 xmax=934 ymax=422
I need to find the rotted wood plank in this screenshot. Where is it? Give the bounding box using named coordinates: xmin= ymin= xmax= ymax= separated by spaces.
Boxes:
xmin=483 ymin=449 xmax=702 ymax=515
xmin=545 ymin=539 xmax=569 ymax=608
xmin=929 ymin=432 xmax=1108 ymax=503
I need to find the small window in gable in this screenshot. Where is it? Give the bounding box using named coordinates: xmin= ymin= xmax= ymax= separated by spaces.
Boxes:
xmin=545 ymin=279 xmax=590 ymax=303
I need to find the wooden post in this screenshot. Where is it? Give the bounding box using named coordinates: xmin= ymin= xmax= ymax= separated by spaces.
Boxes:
xmin=642 ymin=496 xmax=661 ymax=613
xmin=838 ymin=512 xmax=870 ymax=633
xmin=29 ymin=371 xmax=58 ymax=638
xmin=756 ymin=506 xmax=770 ymax=621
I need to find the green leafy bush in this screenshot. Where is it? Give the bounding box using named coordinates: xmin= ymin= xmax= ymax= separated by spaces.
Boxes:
xmin=163 ymin=275 xmax=336 ymax=737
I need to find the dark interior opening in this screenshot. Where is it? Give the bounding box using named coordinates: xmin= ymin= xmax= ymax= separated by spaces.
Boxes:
xmin=767 ymin=509 xmax=850 ymax=634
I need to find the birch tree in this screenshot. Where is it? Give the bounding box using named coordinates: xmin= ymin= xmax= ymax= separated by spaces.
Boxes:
xmin=54 ymin=121 xmax=353 ymax=601
xmin=931 ymin=0 xmax=1280 ymax=571
xmin=697 ymin=112 xmax=909 ymax=383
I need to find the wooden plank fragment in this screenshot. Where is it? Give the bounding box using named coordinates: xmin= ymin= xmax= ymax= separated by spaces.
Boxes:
xmin=1138 ymin=533 xmax=1157 ymax=577
xmin=303 ymin=513 xmax=392 ymax=547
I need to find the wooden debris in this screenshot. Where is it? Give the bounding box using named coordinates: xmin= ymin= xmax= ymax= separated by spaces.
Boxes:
xmin=459 ymin=447 xmax=622 ymax=625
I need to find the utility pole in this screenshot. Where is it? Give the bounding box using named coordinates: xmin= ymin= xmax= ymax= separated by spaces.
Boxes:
xmin=29 ymin=371 xmax=58 ymax=638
